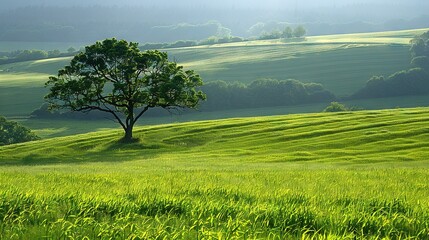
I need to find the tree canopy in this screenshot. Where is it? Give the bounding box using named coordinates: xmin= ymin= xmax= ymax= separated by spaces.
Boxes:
xmin=45 ymin=38 xmax=205 ymax=141
xmin=410 ymin=31 xmax=429 ymax=70
xmin=410 ymin=31 xmax=429 ymax=59
xmin=0 ymin=116 xmax=40 ymax=146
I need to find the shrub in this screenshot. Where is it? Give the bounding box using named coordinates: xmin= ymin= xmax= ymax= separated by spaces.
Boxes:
xmin=323 ymin=102 xmax=348 ymax=112
xmin=0 ymin=116 xmax=40 ymax=146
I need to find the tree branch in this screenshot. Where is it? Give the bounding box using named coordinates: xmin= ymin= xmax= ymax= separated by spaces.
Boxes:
xmin=75 ymin=105 xmax=126 ymax=131
xmin=132 ymin=106 xmax=150 ymax=125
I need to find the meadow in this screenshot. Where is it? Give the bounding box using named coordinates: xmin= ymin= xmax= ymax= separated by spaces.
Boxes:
xmin=1 ymin=29 xmax=429 ymax=119
xmin=1 ymin=108 xmax=428 ymax=239
xmin=1 ymin=30 xmax=429 ymax=238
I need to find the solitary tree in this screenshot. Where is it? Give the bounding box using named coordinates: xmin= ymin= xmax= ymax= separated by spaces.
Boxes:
xmin=46 ymin=38 xmax=205 ymax=142
xmin=67 ymin=47 xmax=76 ymax=54
xmin=282 ymin=26 xmax=293 ymax=39
xmin=293 ymin=26 xmax=307 ymax=38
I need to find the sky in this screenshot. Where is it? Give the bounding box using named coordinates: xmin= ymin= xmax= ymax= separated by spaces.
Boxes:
xmin=2 ymin=0 xmax=427 ymax=9
xmin=1 ymin=0 xmax=428 ymax=42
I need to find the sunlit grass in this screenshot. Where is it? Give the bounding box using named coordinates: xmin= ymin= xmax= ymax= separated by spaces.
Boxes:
xmin=1 ymin=29 xmax=427 ymax=118
xmin=1 ymin=107 xmax=429 ymax=238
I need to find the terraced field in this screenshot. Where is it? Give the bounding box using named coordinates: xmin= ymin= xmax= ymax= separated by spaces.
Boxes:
xmin=0 ymin=108 xmax=428 ymax=238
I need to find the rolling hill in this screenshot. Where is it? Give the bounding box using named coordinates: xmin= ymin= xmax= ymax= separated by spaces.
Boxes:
xmin=1 ymin=28 xmax=428 ymax=119
xmin=2 ymin=107 xmax=429 ymax=164
xmin=0 ymin=107 xmax=428 ymax=238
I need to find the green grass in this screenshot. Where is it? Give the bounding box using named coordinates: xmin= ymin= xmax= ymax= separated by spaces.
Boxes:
xmin=1 ymin=29 xmax=427 ymax=118
xmin=0 ymin=108 xmax=428 ymax=238
xmin=10 ymin=94 xmax=427 ymax=139
xmin=170 ymin=28 xmax=427 ymax=96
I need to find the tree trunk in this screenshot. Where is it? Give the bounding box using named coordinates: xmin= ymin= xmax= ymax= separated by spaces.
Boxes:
xmin=123 ymin=124 xmax=133 ymax=142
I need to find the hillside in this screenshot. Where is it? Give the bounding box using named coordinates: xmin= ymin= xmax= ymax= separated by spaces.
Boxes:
xmin=1 ymin=29 xmax=428 ymax=118
xmin=0 ymin=108 xmax=428 ymax=239
xmin=2 ymin=107 xmax=429 ymax=164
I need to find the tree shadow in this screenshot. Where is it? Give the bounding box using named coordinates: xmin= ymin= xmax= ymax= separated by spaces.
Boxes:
xmin=1 ymin=137 xmax=172 ymax=166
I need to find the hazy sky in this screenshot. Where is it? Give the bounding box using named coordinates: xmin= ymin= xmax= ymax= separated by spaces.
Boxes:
xmin=1 ymin=0 xmax=428 ymax=42
xmin=2 ymin=0 xmax=427 ymax=9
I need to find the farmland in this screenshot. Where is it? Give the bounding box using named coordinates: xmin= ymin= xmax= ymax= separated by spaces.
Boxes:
xmin=1 ymin=108 xmax=429 ymax=238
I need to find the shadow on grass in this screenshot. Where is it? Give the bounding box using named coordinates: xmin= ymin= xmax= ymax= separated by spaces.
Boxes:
xmin=1 ymin=137 xmax=173 ymax=166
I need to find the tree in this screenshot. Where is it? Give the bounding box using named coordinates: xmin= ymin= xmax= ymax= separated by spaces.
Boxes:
xmin=48 ymin=49 xmax=61 ymax=58
xmin=67 ymin=47 xmax=76 ymax=53
xmin=0 ymin=116 xmax=40 ymax=146
xmin=282 ymin=26 xmax=293 ymax=39
xmin=45 ymin=38 xmax=205 ymax=142
xmin=293 ymin=26 xmax=307 ymax=38
xmin=323 ymin=102 xmax=348 ymax=112
xmin=411 ymin=56 xmax=429 ymax=70
xmin=410 ymin=31 xmax=429 ymax=58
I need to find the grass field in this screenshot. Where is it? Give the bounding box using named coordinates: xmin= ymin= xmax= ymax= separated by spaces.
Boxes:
xmin=1 ymin=29 xmax=428 ymax=119
xmin=11 ymin=94 xmax=429 ymax=139
xmin=0 ymin=108 xmax=429 ymax=238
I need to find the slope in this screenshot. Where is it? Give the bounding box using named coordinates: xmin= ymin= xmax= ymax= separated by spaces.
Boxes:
xmin=0 ymin=108 xmax=428 ymax=239
xmin=1 ymin=29 xmax=427 ymax=118
xmin=1 ymin=107 xmax=429 ymax=164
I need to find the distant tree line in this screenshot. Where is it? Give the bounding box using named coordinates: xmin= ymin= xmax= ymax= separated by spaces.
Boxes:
xmin=351 ymin=68 xmax=429 ymax=99
xmin=140 ymin=36 xmax=245 ymax=50
xmin=350 ymin=31 xmax=429 ymax=100
xmin=200 ymin=79 xmax=334 ymax=110
xmin=410 ymin=31 xmax=429 ymax=70
xmin=32 ymin=78 xmax=335 ymax=120
xmin=0 ymin=48 xmax=77 ymax=65
xmin=257 ymin=26 xmax=307 ymax=40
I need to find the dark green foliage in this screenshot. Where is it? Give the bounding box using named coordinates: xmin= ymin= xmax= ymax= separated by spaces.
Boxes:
xmin=0 ymin=116 xmax=39 ymax=146
xmin=411 ymin=56 xmax=429 ymax=70
xmin=0 ymin=49 xmax=48 ymax=65
xmin=139 ymin=42 xmax=170 ymax=51
xmin=67 ymin=47 xmax=76 ymax=53
xmin=201 ymin=79 xmax=335 ymax=111
xmin=350 ymin=30 xmax=429 ymax=101
xmin=258 ymin=31 xmax=283 ymax=40
xmin=47 ymin=49 xmax=61 ymax=58
xmin=410 ymin=31 xmax=429 ymax=58
xmin=410 ymin=31 xmax=429 ymax=72
xmin=168 ymin=40 xmax=197 ymax=48
xmin=34 ymin=78 xmax=333 ymax=120
xmin=293 ymin=26 xmax=307 ymax=38
xmin=198 ymin=36 xmax=244 ymax=46
xmin=323 ymin=102 xmax=348 ymax=112
xmin=258 ymin=26 xmax=306 ymax=40
xmin=0 ymin=49 xmax=76 ymax=65
xmin=352 ymin=68 xmax=429 ymax=99
xmin=139 ymin=36 xmax=244 ymax=51
xmin=282 ymin=26 xmax=293 ymax=39
xmin=45 ymin=38 xmax=205 ymax=141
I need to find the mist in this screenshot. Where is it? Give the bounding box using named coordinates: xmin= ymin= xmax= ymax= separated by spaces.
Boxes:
xmin=1 ymin=0 xmax=428 ymax=43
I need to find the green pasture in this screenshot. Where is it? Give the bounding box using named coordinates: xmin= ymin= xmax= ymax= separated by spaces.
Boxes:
xmin=172 ymin=44 xmax=409 ymax=96
xmin=15 ymin=94 xmax=429 ymax=139
xmin=169 ymin=28 xmax=428 ymax=96
xmin=0 ymin=108 xmax=428 ymax=238
xmin=1 ymin=29 xmax=427 ymax=118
